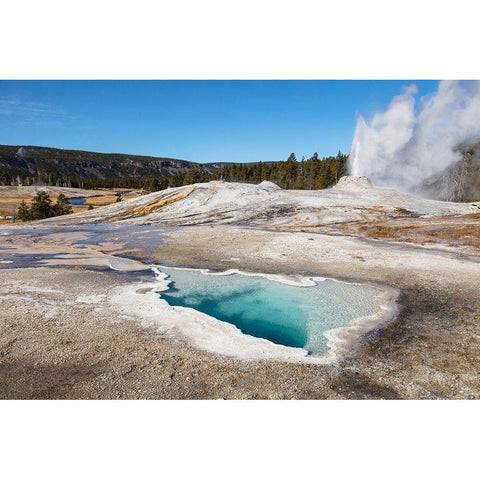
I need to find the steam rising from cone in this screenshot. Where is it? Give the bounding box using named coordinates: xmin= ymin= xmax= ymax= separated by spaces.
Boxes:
xmin=348 ymin=81 xmax=480 ymax=197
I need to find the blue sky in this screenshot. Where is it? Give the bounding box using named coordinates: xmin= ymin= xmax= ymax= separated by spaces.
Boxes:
xmin=0 ymin=80 xmax=439 ymax=163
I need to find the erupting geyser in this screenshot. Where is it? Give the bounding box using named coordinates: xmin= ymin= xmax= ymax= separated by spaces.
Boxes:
xmin=348 ymin=81 xmax=480 ymax=199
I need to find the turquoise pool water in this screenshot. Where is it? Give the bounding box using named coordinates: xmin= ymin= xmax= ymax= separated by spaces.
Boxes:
xmin=159 ymin=267 xmax=381 ymax=355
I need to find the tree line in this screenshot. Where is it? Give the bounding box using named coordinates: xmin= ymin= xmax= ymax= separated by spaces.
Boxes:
xmin=146 ymin=152 xmax=348 ymax=192
xmin=4 ymin=151 xmax=348 ymax=193
xmin=1 ymin=174 xmax=148 ymax=190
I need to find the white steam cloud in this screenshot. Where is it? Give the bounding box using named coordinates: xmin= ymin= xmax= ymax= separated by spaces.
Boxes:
xmin=348 ymin=80 xmax=480 ymax=195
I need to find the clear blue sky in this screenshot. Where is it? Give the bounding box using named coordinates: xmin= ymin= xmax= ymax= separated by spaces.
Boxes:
xmin=0 ymin=80 xmax=438 ymax=163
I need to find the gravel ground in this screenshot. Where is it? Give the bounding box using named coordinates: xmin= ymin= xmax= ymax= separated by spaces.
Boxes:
xmin=1 ymin=223 xmax=479 ymax=399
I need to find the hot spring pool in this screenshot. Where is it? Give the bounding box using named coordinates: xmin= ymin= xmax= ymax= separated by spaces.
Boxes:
xmin=158 ymin=266 xmax=387 ymax=356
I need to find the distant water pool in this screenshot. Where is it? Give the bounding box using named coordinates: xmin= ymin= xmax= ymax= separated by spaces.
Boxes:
xmin=67 ymin=197 xmax=87 ymax=205
xmin=159 ymin=266 xmax=383 ymax=355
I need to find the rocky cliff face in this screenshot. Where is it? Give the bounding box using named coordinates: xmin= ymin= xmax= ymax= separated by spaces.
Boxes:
xmin=421 ymin=144 xmax=480 ymax=202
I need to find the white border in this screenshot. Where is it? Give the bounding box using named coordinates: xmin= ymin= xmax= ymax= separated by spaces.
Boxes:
xmin=1 ymin=1 xmax=478 ymax=477
xmin=1 ymin=401 xmax=479 ymax=479
xmin=1 ymin=0 xmax=480 ymax=79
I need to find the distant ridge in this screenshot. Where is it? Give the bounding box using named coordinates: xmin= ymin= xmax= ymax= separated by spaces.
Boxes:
xmin=0 ymin=144 xmax=232 ymax=187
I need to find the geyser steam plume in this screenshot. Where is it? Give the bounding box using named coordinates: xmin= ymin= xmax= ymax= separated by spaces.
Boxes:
xmin=348 ymin=81 xmax=480 ymax=197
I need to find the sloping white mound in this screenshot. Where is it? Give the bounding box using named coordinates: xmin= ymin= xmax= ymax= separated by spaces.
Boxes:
xmin=44 ymin=179 xmax=471 ymax=227
xmin=258 ymin=180 xmax=281 ymax=191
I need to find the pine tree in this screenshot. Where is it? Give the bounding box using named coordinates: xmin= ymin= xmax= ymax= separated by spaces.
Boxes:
xmin=17 ymin=200 xmax=32 ymax=221
xmin=147 ymin=178 xmax=161 ymax=192
xmin=30 ymin=191 xmax=54 ymax=219
xmin=54 ymin=194 xmax=74 ymax=216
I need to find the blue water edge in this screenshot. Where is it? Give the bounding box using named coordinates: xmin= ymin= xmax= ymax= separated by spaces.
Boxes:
xmin=159 ymin=267 xmax=381 ymax=355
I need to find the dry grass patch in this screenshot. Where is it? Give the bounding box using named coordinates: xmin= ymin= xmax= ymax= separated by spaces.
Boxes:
xmin=353 ymin=215 xmax=480 ymax=250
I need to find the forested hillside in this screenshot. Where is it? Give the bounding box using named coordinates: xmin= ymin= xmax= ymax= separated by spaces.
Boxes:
xmin=0 ymin=144 xmax=348 ymax=192
xmin=0 ymin=144 xmax=229 ymax=189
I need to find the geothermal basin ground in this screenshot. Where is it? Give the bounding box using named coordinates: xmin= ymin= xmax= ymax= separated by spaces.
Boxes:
xmin=1 ymin=178 xmax=479 ymax=399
